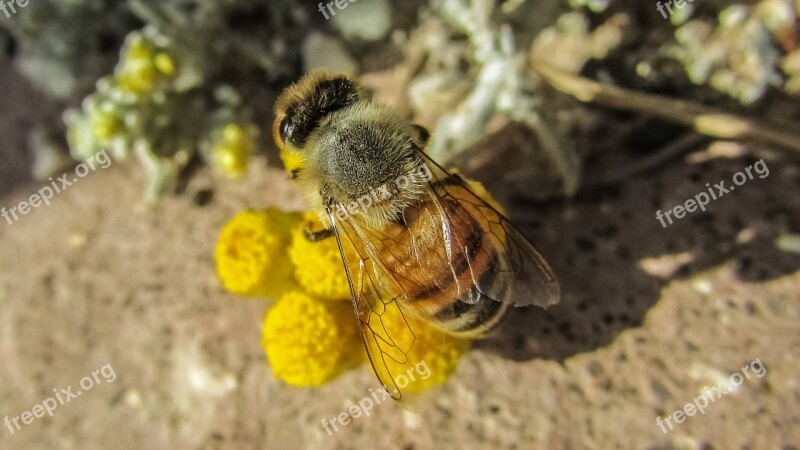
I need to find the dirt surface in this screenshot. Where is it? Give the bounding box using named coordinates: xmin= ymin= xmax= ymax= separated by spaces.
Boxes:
xmin=1 ymin=57 xmax=799 ymax=450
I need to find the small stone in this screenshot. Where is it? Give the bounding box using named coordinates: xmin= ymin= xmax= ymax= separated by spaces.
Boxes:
xmin=302 ymin=32 xmax=358 ymax=75
xmin=775 ymin=234 xmax=800 ymax=254
xmin=330 ymin=0 xmax=392 ymax=42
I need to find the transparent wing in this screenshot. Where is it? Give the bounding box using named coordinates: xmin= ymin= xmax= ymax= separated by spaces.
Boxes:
xmin=420 ymin=153 xmax=561 ymax=308
xmin=327 ymin=207 xmax=457 ymax=400
xmin=325 ymin=155 xmax=560 ymax=398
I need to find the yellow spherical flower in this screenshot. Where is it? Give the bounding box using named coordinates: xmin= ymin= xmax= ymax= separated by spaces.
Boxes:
xmin=153 ymin=52 xmax=176 ymax=76
xmin=262 ymin=290 xmax=363 ymax=386
xmin=372 ymin=303 xmax=471 ymax=394
xmin=288 ymin=212 xmax=356 ymax=301
xmin=215 ymin=209 xmax=299 ymax=298
xmin=115 ymin=32 xmax=176 ymax=95
xmin=211 ymin=123 xmax=258 ymax=178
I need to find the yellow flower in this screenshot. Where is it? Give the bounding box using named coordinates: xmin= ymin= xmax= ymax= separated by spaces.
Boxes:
xmin=214 ymin=209 xmax=299 ymax=297
xmin=216 ymin=164 xmax=497 ymax=393
xmin=285 ymin=213 xmax=468 ymax=393
xmin=115 ymin=32 xmax=176 ymax=95
xmin=262 ymin=290 xmax=363 ymax=386
xmin=153 ymin=52 xmax=176 ymax=76
xmin=370 ymin=302 xmax=470 ymax=394
xmin=211 ymin=123 xmax=257 ymax=178
xmin=288 ymin=213 xmax=356 ymax=301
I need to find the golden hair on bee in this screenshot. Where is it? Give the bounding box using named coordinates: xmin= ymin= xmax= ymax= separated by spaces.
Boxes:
xmin=272 ymin=72 xmax=561 ymax=399
xmin=273 ymin=72 xmax=430 ymax=228
xmin=273 ymin=72 xmax=360 ymax=155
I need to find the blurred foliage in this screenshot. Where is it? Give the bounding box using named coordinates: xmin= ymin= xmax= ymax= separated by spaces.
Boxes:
xmin=1 ymin=0 xmax=798 ymax=200
xmin=670 ymin=0 xmax=798 ymax=105
xmin=3 ymin=0 xmax=306 ymax=200
xmin=1 ymin=0 xmax=137 ymax=98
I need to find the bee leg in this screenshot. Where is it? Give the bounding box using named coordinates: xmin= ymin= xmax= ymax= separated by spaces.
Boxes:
xmin=303 ymin=227 xmax=335 ymax=242
xmin=411 ymin=124 xmax=430 ymax=149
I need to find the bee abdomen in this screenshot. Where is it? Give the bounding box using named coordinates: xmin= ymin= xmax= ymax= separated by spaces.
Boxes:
xmin=432 ymin=289 xmax=510 ymax=337
xmin=397 ymin=190 xmax=510 ymax=337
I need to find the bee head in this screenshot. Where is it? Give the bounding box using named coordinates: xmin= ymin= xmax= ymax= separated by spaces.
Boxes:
xmin=273 ymin=72 xmax=360 ymax=155
xmin=275 ymin=74 xmax=428 ymax=226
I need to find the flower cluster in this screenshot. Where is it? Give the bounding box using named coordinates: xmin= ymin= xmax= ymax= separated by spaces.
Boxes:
xmin=64 ymin=27 xmax=259 ymax=200
xmin=208 ymin=123 xmax=259 ymax=179
xmin=214 ymin=209 xmax=298 ymax=298
xmin=214 ymin=185 xmax=485 ymax=390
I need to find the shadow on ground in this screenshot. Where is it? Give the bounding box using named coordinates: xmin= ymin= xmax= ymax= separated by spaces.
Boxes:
xmin=472 ymin=123 xmax=800 ymax=362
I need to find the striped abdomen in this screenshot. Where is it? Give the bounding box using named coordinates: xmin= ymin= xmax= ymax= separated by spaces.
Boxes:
xmin=377 ymin=181 xmax=510 ymax=337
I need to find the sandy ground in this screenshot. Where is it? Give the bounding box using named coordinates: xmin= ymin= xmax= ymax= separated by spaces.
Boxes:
xmin=1 ymin=59 xmax=799 ymax=449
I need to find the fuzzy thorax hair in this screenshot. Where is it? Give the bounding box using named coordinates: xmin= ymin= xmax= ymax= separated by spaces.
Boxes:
xmin=297 ymin=102 xmax=429 ymax=228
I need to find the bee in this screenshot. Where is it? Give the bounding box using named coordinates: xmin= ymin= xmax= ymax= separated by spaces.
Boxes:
xmin=273 ymin=72 xmax=561 ymax=398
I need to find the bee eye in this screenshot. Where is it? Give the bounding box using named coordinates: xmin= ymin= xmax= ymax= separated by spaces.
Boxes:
xmin=279 ymin=117 xmax=293 ymax=145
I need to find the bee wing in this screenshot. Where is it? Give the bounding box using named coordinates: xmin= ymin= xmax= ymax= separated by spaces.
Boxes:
xmin=419 ymin=153 xmax=561 ymax=308
xmin=326 ymin=207 xmax=454 ymax=400
xmin=324 ymin=156 xmax=559 ymax=398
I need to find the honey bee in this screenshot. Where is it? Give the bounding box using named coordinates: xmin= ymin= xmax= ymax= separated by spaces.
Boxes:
xmin=273 ymin=72 xmax=560 ymax=398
